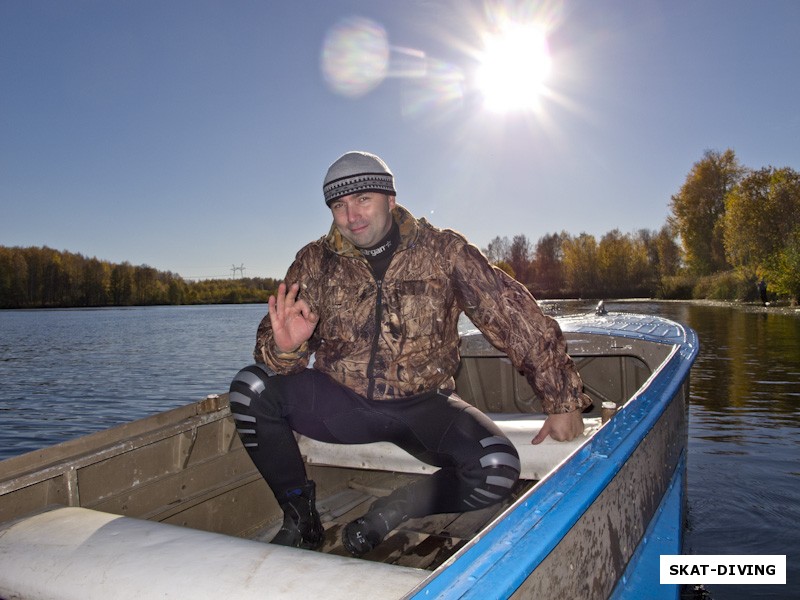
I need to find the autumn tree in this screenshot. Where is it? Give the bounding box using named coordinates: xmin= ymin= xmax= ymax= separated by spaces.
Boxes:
xmin=724 ymin=167 xmax=800 ymax=300
xmin=0 ymin=248 xmax=28 ymax=307
xmin=723 ymin=167 xmax=800 ymax=268
xmin=531 ymin=232 xmax=565 ymax=294
xmin=597 ymin=230 xmax=635 ymax=296
xmin=508 ymin=234 xmax=534 ymax=284
xmin=482 ymin=236 xmax=511 ymax=265
xmin=635 ymin=225 xmax=683 ymax=295
xmin=110 ymin=262 xmax=135 ymax=305
xmin=764 ymin=229 xmax=800 ymax=301
xmin=652 ymin=225 xmax=682 ymax=279
xmin=482 ymin=234 xmax=534 ymax=284
xmin=81 ymin=258 xmax=110 ymax=306
xmin=562 ymin=233 xmax=599 ymax=297
xmin=669 ymin=149 xmax=746 ymax=275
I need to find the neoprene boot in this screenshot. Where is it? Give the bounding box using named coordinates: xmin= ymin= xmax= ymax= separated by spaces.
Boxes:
xmin=271 ymin=481 xmax=325 ymax=550
xmin=342 ymin=496 xmax=410 ymax=556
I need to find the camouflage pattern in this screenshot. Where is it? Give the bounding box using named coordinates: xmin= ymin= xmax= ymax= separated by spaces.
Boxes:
xmin=255 ymin=205 xmax=592 ymax=414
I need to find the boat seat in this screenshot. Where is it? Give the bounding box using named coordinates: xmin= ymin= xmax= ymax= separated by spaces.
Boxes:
xmin=298 ymin=414 xmax=602 ymax=481
xmin=0 ymin=506 xmax=428 ymax=600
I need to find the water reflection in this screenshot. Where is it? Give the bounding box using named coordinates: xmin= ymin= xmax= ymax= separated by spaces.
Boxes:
xmin=613 ymin=301 xmax=799 ymax=600
xmin=679 ymin=305 xmax=800 ymax=416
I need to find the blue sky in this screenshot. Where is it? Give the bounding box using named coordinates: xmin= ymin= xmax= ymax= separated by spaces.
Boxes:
xmin=2 ymin=0 xmax=799 ymax=280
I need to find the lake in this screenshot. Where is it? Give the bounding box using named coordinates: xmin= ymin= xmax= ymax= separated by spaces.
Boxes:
xmin=0 ymin=301 xmax=797 ymax=599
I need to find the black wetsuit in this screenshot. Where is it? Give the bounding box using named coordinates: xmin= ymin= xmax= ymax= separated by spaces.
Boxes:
xmin=229 ymin=365 xmax=521 ymax=517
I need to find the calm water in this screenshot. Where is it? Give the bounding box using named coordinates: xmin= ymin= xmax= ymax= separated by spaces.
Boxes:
xmin=0 ymin=305 xmax=262 ymax=457
xmin=0 ymin=302 xmax=798 ymax=599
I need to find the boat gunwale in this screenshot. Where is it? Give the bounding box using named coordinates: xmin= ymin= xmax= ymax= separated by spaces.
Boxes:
xmin=0 ymin=395 xmax=229 ymax=483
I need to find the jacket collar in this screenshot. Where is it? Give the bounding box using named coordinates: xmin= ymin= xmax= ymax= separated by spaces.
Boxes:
xmin=325 ymin=204 xmax=420 ymax=258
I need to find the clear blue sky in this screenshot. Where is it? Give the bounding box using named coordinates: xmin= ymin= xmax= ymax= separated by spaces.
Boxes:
xmin=2 ymin=0 xmax=799 ymax=280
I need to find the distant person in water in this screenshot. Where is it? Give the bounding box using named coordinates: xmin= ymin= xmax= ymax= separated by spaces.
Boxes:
xmin=758 ymin=279 xmax=768 ymax=306
xmin=228 ymin=151 xmax=591 ymax=555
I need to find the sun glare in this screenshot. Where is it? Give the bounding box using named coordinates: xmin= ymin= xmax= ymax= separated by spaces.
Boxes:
xmin=476 ymin=23 xmax=552 ymax=113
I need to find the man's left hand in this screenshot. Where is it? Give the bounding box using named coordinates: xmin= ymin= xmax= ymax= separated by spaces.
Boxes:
xmin=531 ymin=410 xmax=584 ymax=444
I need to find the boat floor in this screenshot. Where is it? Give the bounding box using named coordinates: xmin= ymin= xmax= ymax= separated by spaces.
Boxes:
xmin=251 ymin=472 xmax=535 ymax=571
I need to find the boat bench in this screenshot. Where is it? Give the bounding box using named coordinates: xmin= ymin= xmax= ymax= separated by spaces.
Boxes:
xmin=0 ymin=506 xmax=428 ymax=600
xmin=298 ymin=414 xmax=602 ymax=481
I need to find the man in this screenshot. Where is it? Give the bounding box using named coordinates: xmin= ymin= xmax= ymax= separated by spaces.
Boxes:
xmin=229 ymin=151 xmax=591 ymax=556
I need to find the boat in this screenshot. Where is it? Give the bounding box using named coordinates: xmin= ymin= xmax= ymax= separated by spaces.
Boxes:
xmin=0 ymin=310 xmax=698 ymax=600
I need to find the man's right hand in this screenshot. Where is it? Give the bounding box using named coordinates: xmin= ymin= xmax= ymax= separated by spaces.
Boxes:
xmin=530 ymin=409 xmax=584 ymax=444
xmin=268 ymin=282 xmax=318 ymax=353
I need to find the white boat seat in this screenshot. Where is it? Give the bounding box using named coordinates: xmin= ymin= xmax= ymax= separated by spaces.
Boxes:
xmin=298 ymin=414 xmax=602 ymax=481
xmin=0 ymin=507 xmax=428 ymax=600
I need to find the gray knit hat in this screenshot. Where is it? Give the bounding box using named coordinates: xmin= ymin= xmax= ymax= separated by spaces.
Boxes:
xmin=323 ymin=151 xmax=396 ymax=205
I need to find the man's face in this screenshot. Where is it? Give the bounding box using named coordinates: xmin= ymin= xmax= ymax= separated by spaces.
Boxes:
xmin=330 ymin=192 xmax=396 ymax=248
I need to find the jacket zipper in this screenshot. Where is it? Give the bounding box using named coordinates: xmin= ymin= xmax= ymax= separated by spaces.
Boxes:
xmin=365 ymin=278 xmax=383 ymax=399
xmin=357 ymin=226 xmax=411 ymax=400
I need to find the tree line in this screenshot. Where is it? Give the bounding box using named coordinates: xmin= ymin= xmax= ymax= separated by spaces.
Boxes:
xmin=484 ymin=149 xmax=800 ymax=304
xmin=482 ymin=227 xmax=680 ymax=300
xmin=0 ymin=246 xmax=279 ymax=309
xmin=2 ymin=148 xmax=797 ymax=309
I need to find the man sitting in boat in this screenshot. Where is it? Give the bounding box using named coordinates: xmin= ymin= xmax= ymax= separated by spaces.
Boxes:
xmin=229 ymin=151 xmax=591 ymax=556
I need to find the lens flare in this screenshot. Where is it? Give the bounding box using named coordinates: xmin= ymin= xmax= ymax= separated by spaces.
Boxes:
xmin=476 ymin=23 xmax=552 ymax=112
xmin=401 ymin=58 xmax=465 ymax=120
xmin=320 ymin=17 xmax=390 ymax=98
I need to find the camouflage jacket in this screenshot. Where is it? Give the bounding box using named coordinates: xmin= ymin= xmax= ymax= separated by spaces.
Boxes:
xmin=255 ymin=204 xmax=591 ymax=414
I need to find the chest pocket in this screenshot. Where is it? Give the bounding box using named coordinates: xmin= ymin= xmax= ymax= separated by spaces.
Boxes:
xmin=319 ymin=283 xmax=376 ymax=342
xmin=385 ymin=279 xmax=449 ymax=339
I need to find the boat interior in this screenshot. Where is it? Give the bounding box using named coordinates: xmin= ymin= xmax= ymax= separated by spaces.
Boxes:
xmin=276 ymin=324 xmax=660 ymax=567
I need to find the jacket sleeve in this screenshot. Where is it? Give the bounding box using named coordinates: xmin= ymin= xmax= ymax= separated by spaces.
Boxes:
xmin=253 ymin=245 xmax=321 ymax=374
xmin=451 ymin=241 xmax=592 ymax=415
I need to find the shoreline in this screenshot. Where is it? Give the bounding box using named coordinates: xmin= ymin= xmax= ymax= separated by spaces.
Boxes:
xmin=611 ymin=297 xmax=800 ymax=316
xmin=2 ymin=298 xmax=798 ymax=317
xmin=537 ymin=297 xmax=800 ymax=318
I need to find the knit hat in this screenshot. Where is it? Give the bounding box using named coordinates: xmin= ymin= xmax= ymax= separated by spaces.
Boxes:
xmin=323 ymin=151 xmax=396 ymax=205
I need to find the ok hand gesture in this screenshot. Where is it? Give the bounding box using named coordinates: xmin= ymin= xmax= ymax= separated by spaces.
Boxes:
xmin=268 ymin=282 xmax=319 ymax=353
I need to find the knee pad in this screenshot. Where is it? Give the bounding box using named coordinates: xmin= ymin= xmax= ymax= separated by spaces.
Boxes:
xmin=441 ymin=404 xmax=522 ymax=511
xmin=228 ymin=364 xmax=275 ymax=449
xmin=464 ymin=435 xmax=521 ymax=510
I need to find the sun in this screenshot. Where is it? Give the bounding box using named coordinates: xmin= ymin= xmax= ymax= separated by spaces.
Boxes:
xmin=476 ymin=23 xmax=552 ymax=113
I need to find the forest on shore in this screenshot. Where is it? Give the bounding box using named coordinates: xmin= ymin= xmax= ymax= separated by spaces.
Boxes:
xmin=2 ymin=149 xmax=798 ymax=309
xmin=0 ymin=247 xmax=277 ymax=309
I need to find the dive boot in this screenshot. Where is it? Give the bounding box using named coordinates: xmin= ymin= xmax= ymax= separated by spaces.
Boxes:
xmin=271 ymin=481 xmax=325 ymax=550
xmin=342 ymin=498 xmax=409 ymax=556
